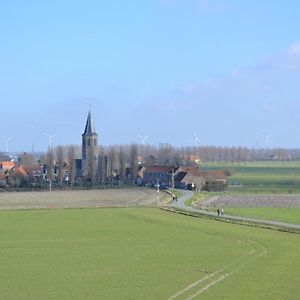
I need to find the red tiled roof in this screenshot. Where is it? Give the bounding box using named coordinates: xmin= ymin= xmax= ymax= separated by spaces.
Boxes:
xmin=0 ymin=161 xmax=16 ymax=168
xmin=177 ymin=166 xmax=200 ymax=176
xmin=198 ymin=170 xmax=226 ymax=180
xmin=10 ymin=166 xmax=27 ymax=177
xmin=181 ymin=173 xmax=205 ymax=185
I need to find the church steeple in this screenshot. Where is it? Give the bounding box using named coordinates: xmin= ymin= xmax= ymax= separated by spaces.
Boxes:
xmin=83 ymin=110 xmax=96 ymax=135
xmin=82 ymin=110 xmax=98 ymax=180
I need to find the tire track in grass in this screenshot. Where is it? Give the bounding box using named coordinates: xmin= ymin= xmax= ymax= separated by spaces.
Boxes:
xmin=168 ymin=269 xmax=227 ymax=300
xmin=187 ymin=240 xmax=268 ymax=299
xmin=168 ymin=235 xmax=268 ymax=300
xmin=187 ymin=272 xmax=232 ymax=300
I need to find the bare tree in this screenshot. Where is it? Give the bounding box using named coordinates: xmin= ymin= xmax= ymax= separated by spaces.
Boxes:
xmin=67 ymin=145 xmax=76 ymax=185
xmin=98 ymin=146 xmax=106 ymax=185
xmin=119 ymin=145 xmax=126 ymax=185
xmin=107 ymin=146 xmax=117 ymax=184
xmin=56 ymin=145 xmax=65 ymax=186
xmin=19 ymin=152 xmax=36 ymax=167
xmin=46 ymin=146 xmax=54 ymax=190
xmin=129 ymin=143 xmax=138 ymax=184
xmin=157 ymin=143 xmax=176 ymax=165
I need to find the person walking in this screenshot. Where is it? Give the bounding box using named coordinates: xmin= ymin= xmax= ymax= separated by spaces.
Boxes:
xmin=221 ymin=208 xmax=224 ymax=215
xmin=217 ymin=208 xmax=220 ymax=216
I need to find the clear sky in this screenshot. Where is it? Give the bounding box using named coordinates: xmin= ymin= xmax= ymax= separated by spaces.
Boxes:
xmin=1 ymin=0 xmax=300 ymax=152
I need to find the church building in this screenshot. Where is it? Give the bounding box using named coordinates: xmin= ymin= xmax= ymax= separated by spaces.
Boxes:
xmin=81 ymin=110 xmax=98 ymax=181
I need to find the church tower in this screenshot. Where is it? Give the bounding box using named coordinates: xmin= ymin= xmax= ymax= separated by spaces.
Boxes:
xmin=82 ymin=110 xmax=98 ymax=181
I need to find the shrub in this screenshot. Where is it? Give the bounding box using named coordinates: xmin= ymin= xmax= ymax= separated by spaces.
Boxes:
xmin=203 ymin=180 xmax=227 ymax=192
xmin=224 ymin=167 xmax=235 ymax=176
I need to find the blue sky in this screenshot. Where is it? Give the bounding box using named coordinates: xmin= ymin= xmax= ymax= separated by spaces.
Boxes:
xmin=1 ymin=0 xmax=300 ymax=152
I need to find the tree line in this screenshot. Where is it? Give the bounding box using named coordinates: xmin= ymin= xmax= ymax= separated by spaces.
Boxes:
xmin=41 ymin=144 xmax=299 ymax=185
xmin=1 ymin=144 xmax=299 ymax=188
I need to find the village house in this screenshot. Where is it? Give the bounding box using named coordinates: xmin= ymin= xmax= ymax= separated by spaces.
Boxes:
xmin=0 ymin=173 xmax=7 ymax=187
xmin=141 ymin=165 xmax=178 ymax=188
xmin=0 ymin=161 xmax=16 ymax=173
xmin=174 ymin=166 xmax=205 ymax=190
xmin=141 ymin=165 xmax=227 ymax=191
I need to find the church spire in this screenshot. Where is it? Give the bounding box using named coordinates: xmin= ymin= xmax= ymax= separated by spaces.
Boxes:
xmin=83 ymin=110 xmax=96 ymax=135
xmin=81 ymin=110 xmax=98 ymax=180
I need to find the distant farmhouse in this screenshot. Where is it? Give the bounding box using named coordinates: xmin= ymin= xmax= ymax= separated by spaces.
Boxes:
xmin=139 ymin=165 xmax=227 ymax=191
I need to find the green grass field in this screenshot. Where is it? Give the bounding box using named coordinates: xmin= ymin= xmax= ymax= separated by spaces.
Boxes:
xmin=224 ymin=207 xmax=300 ymax=225
xmin=201 ymin=161 xmax=300 ymax=193
xmin=1 ymin=207 xmax=300 ymax=299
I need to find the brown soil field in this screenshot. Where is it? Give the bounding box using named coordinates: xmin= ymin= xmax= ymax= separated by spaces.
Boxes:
xmin=200 ymin=194 xmax=300 ymax=208
xmin=0 ymin=188 xmax=167 ymax=210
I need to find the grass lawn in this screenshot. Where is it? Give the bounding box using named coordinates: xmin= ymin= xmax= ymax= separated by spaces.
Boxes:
xmin=224 ymin=207 xmax=300 ymax=225
xmin=0 ymin=207 xmax=300 ymax=299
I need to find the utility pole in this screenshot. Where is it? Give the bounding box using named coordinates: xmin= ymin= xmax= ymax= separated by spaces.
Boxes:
xmin=171 ymin=168 xmax=175 ymax=189
xmin=44 ymin=133 xmax=55 ymax=195
xmin=156 ymin=178 xmax=160 ymax=206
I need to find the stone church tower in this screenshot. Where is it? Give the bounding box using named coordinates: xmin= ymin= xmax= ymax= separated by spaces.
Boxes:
xmin=82 ymin=110 xmax=98 ymax=181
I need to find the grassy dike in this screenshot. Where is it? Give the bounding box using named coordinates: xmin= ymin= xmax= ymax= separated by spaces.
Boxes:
xmin=224 ymin=207 xmax=300 ymax=225
xmin=0 ymin=207 xmax=300 ymax=299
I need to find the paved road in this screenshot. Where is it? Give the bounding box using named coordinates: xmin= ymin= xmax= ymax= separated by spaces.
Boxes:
xmin=169 ymin=189 xmax=300 ymax=230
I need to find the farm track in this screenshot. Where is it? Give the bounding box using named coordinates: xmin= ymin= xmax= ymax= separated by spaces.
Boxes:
xmin=163 ymin=189 xmax=300 ymax=298
xmin=168 ymin=232 xmax=268 ymax=300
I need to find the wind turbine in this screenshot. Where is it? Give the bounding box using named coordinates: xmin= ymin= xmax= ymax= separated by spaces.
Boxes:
xmin=262 ymin=134 xmax=271 ymax=148
xmin=3 ymin=136 xmax=13 ymax=153
xmin=191 ymin=131 xmax=201 ymax=147
xmin=44 ymin=133 xmax=55 ymax=150
xmin=138 ymin=134 xmax=149 ymax=145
